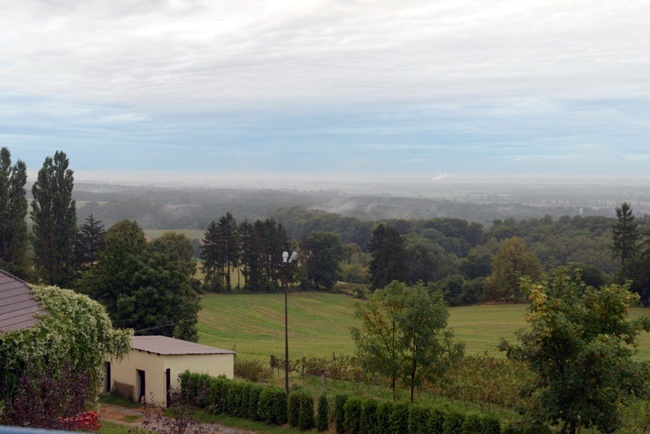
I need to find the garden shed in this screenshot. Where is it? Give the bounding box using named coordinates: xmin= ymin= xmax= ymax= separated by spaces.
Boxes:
xmin=106 ymin=335 xmax=235 ymax=406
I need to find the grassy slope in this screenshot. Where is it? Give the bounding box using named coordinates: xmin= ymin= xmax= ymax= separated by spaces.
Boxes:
xmin=144 ymin=229 xmax=205 ymax=240
xmin=199 ymin=292 xmax=650 ymax=362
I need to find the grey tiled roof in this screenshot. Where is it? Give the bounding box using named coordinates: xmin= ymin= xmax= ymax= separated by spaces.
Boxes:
xmin=0 ymin=269 xmax=46 ymax=334
xmin=132 ymin=335 xmax=235 ymax=356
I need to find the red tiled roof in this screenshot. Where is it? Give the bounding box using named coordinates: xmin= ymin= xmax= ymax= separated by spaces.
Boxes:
xmin=132 ymin=335 xmax=235 ymax=356
xmin=0 ymin=269 xmax=46 ymax=334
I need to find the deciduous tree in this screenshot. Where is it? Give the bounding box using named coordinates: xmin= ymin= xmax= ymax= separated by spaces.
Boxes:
xmin=301 ymin=231 xmax=344 ymax=290
xmin=486 ymin=237 xmax=542 ymax=301
xmin=82 ymin=220 xmax=200 ymax=341
xmin=0 ymin=147 xmax=29 ymax=278
xmin=368 ymin=224 xmax=408 ymax=290
xmin=31 ymin=151 xmax=76 ymax=287
xmin=351 ymin=281 xmax=463 ymax=401
xmin=399 ymin=285 xmax=464 ymax=402
xmin=115 ymin=248 xmax=200 ymax=342
xmin=500 ymin=269 xmax=650 ymax=434
xmin=81 ymin=220 xmax=146 ymax=314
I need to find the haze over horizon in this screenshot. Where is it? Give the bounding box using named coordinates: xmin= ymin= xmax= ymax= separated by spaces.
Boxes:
xmin=1 ymin=1 xmax=649 ymax=188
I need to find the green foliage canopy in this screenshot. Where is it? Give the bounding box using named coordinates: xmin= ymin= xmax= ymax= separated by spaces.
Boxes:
xmin=82 ymin=220 xmax=200 ymax=341
xmin=0 ymin=285 xmax=131 ymax=400
xmin=486 ymin=236 xmax=543 ymax=301
xmin=367 ymin=224 xmax=408 ymax=290
xmin=31 ymin=151 xmax=77 ymax=287
xmin=351 ymin=281 xmax=463 ymax=402
xmin=301 ymin=231 xmax=344 ymax=290
xmin=500 ymin=269 xmax=650 ymax=434
xmin=0 ymin=147 xmax=29 ymax=279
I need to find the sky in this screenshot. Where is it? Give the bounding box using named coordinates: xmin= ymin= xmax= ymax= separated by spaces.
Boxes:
xmin=1 ymin=0 xmax=649 ymax=188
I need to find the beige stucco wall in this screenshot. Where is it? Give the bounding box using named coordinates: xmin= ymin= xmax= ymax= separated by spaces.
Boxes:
xmin=107 ymin=351 xmax=234 ymax=405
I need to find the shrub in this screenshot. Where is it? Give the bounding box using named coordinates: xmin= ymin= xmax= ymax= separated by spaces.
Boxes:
xmin=258 ymin=386 xmax=277 ymax=424
xmin=298 ymin=390 xmax=315 ymax=430
xmin=360 ymin=398 xmax=379 ymax=434
xmin=408 ymin=405 xmax=433 ymax=434
xmin=2 ymin=358 xmax=93 ymax=430
xmin=289 ymin=391 xmax=301 ymax=427
xmin=240 ymin=382 xmax=252 ymax=418
xmin=247 ymin=383 xmax=264 ymax=421
xmin=389 ymin=402 xmax=409 ymax=434
xmin=502 ymin=422 xmax=551 ymax=434
xmin=317 ymin=394 xmax=329 ymax=431
xmin=428 ymin=407 xmax=446 ymax=434
xmin=179 ymin=371 xmax=191 ymax=402
xmin=442 ymin=410 xmax=465 ymax=434
xmin=271 ymin=387 xmax=288 ymax=425
xmin=235 ymin=358 xmax=272 ymax=381
xmin=179 ymin=372 xmax=211 ymax=407
xmin=257 ymin=385 xmax=288 ymax=425
xmin=226 ymin=381 xmax=243 ymax=416
xmin=376 ymin=401 xmax=394 ymax=434
xmin=462 ymin=413 xmax=483 ymax=433
xmin=343 ymin=396 xmax=363 ymax=434
xmin=335 ymin=394 xmax=348 ymax=433
xmin=480 ymin=413 xmax=501 ymax=434
xmin=207 ymin=376 xmax=231 ymax=413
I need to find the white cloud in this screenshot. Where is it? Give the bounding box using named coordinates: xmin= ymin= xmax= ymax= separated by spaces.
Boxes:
xmin=0 ymin=1 xmax=649 ymax=181
xmin=99 ymin=113 xmax=151 ymax=123
xmin=1 ymin=0 xmax=648 ymax=110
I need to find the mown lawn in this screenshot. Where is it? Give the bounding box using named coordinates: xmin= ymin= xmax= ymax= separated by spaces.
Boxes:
xmin=143 ymin=229 xmax=205 ymax=240
xmin=198 ymin=292 xmax=650 ymax=362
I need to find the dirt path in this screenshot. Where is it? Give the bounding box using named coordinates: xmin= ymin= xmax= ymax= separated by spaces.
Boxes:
xmin=98 ymin=402 xmax=259 ymax=433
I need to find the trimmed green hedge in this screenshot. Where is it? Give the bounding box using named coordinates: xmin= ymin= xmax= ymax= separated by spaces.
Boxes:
xmin=342 ymin=396 xmax=362 ymax=434
xmin=180 ymin=372 xmax=289 ymax=426
xmin=179 ymin=371 xmax=509 ymax=433
xmin=335 ymin=394 xmax=348 ymax=433
xmin=317 ymin=394 xmax=329 ymax=431
xmin=289 ymin=389 xmax=315 ymax=429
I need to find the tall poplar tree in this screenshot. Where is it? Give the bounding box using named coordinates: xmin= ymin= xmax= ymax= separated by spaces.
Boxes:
xmin=31 ymin=151 xmax=76 ymax=287
xmin=0 ymin=147 xmax=29 ymax=278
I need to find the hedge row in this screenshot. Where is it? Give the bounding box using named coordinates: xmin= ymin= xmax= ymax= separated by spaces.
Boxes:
xmin=334 ymin=394 xmax=502 ymax=434
xmin=180 ymin=371 xmax=287 ymax=425
xmin=180 ymin=371 xmax=516 ymax=433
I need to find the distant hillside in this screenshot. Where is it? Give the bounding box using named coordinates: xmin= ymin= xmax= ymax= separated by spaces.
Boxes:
xmin=63 ymin=181 xmax=648 ymax=229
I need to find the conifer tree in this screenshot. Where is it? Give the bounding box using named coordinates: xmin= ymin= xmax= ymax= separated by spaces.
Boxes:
xmin=217 ymin=212 xmax=240 ymax=291
xmin=612 ymin=202 xmax=641 ymax=267
xmin=75 ymin=214 xmax=105 ymax=273
xmin=200 ymin=220 xmax=222 ymax=290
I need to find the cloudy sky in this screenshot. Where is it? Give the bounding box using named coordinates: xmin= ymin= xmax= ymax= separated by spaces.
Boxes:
xmin=1 ymin=0 xmax=649 ymax=187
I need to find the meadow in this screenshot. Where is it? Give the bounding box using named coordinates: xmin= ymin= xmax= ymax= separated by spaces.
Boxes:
xmin=144 ymin=229 xmax=205 ymax=240
xmin=198 ymin=292 xmax=650 ymax=362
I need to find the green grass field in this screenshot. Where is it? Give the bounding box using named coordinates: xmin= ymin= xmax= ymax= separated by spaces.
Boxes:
xmin=198 ymin=292 xmax=650 ymax=362
xmin=144 ymin=229 xmax=205 ymax=240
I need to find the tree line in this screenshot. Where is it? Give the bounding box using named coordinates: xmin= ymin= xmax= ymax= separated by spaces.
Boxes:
xmin=3 ymin=145 xmax=650 ymax=342
xmin=0 ymin=147 xmax=202 ymax=341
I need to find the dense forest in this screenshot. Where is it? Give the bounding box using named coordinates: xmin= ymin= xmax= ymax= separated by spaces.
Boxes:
xmin=67 ymin=180 xmax=650 ymax=308
xmin=25 ymin=179 xmax=650 ymax=306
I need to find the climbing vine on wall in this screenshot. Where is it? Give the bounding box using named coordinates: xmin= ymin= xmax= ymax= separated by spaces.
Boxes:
xmin=0 ymin=285 xmax=132 ymax=399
